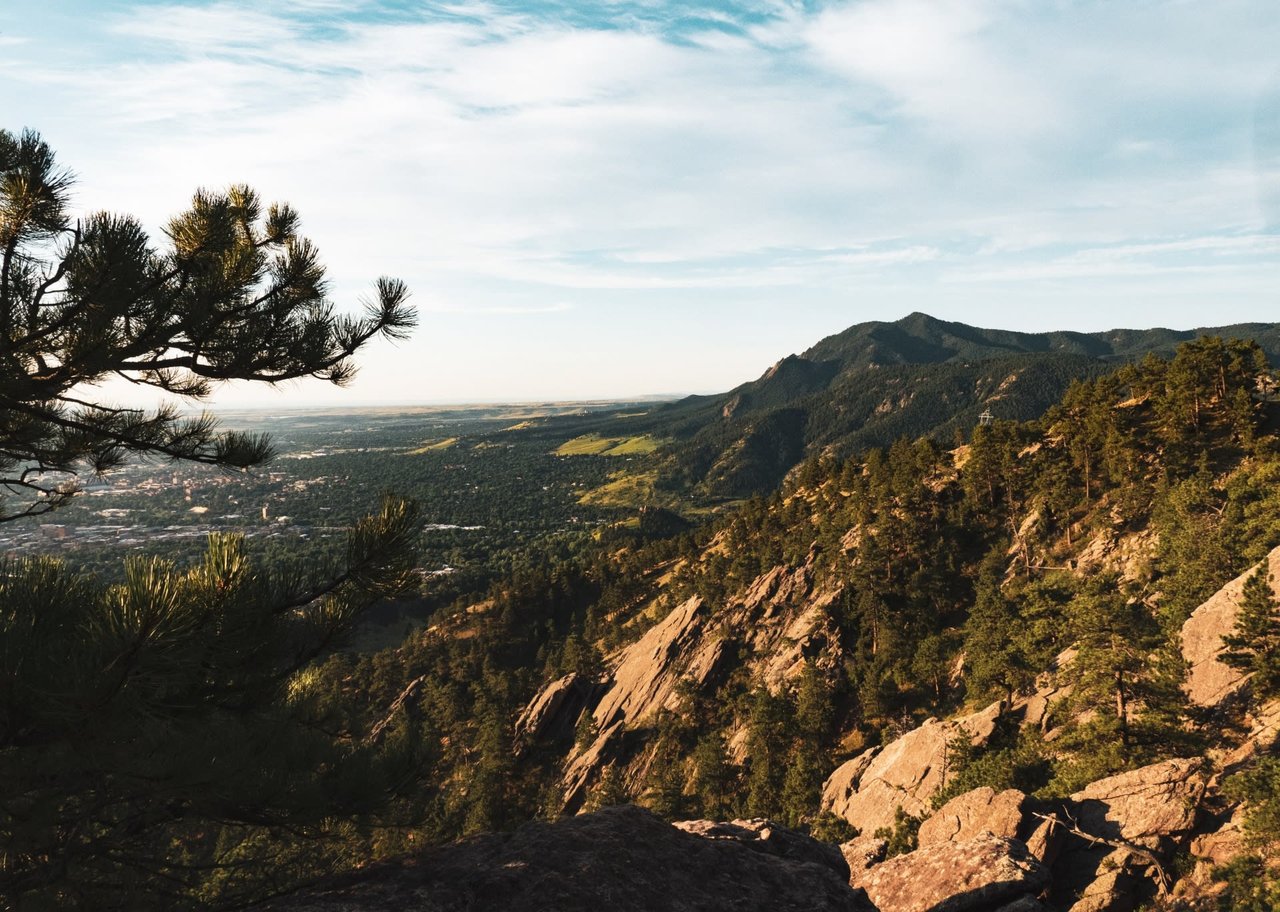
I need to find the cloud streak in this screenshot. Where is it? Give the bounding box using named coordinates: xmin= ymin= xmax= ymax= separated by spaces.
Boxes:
xmin=5 ymin=0 xmax=1279 ymax=403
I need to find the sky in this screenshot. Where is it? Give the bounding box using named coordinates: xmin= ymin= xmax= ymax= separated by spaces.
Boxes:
xmin=3 ymin=0 xmax=1279 ymax=407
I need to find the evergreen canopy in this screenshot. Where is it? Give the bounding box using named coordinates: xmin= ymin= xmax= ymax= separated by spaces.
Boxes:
xmin=0 ymin=129 xmax=425 ymax=909
xmin=0 ymin=128 xmax=415 ymax=520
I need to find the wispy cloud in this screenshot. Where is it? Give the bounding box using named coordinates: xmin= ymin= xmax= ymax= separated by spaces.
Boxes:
xmin=6 ymin=0 xmax=1279 ymax=402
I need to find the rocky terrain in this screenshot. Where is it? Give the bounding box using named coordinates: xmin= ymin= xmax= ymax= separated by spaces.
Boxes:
xmin=495 ymin=543 xmax=1280 ymax=911
xmin=262 ymin=805 xmax=875 ymax=912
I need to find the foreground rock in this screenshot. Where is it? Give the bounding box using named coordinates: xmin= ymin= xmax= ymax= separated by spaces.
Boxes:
xmin=263 ymin=805 xmax=875 ymax=912
xmin=851 ymin=835 xmax=1049 ymax=912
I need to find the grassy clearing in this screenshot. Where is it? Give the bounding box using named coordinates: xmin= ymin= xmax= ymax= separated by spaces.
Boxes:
xmin=555 ymin=434 xmax=665 ymax=457
xmin=405 ymin=437 xmax=457 ymax=455
xmin=578 ymin=470 xmax=659 ymax=508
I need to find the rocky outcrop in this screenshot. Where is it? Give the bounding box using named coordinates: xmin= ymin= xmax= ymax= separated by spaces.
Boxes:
xmin=561 ymin=721 xmax=625 ymax=810
xmin=264 ymin=805 xmax=876 ymax=912
xmin=1068 ymin=758 xmax=1205 ymax=849
xmin=1181 ymin=545 xmax=1280 ymax=707
xmin=851 ymin=835 xmax=1049 ymax=912
xmin=513 ymin=672 xmax=598 ymax=751
xmin=821 ymin=701 xmax=1005 ymax=833
xmin=592 ymin=595 xmax=707 ymax=730
xmin=918 ymin=787 xmax=1029 ymax=847
xmin=528 ymin=556 xmax=851 ymax=812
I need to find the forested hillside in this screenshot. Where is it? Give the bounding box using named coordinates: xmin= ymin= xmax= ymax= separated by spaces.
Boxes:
xmin=285 ymin=334 xmax=1280 ymax=911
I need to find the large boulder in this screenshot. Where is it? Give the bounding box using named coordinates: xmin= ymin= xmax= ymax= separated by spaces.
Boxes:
xmin=918 ymin=787 xmax=1029 ymax=847
xmin=1047 ymin=759 xmax=1206 ymax=911
xmin=851 ymin=834 xmax=1049 ymax=912
xmin=1181 ymin=545 xmax=1280 ymax=708
xmin=821 ymin=701 xmax=1005 ymax=833
xmin=262 ymin=805 xmax=876 ymax=912
xmin=1068 ymin=758 xmax=1205 ymax=849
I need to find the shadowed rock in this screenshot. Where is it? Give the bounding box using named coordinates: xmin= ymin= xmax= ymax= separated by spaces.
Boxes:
xmin=261 ymin=806 xmax=877 ymax=912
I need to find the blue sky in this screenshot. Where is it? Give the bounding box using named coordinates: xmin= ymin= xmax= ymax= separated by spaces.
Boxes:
xmin=3 ymin=0 xmax=1279 ymax=405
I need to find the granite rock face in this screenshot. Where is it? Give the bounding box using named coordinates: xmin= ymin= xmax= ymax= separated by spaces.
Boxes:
xmin=820 ymin=701 xmax=1005 ymax=833
xmin=918 ymin=787 xmax=1029 ymax=847
xmin=1180 ymin=545 xmax=1280 ymax=707
xmin=263 ymin=806 xmax=877 ymax=912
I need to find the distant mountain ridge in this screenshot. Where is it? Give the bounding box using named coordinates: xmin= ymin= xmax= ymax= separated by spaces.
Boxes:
xmin=801 ymin=311 xmax=1280 ymax=366
xmin=534 ymin=313 xmax=1280 ymax=501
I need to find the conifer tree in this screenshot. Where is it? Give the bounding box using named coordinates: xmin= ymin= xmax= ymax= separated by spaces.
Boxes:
xmin=0 ymin=130 xmax=422 ymax=909
xmin=1222 ymin=564 xmax=1280 ymax=702
xmin=0 ymin=129 xmax=414 ymax=521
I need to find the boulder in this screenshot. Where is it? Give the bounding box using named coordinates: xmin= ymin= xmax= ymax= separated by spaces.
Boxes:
xmin=263 ymin=805 xmax=876 ymax=912
xmin=852 ymin=835 xmax=1049 ymax=912
xmin=1044 ymin=759 xmax=1205 ymax=911
xmin=821 ymin=701 xmax=1005 ymax=833
xmin=1181 ymin=545 xmax=1280 ymax=708
xmin=918 ymin=787 xmax=1028 ymax=847
xmin=1068 ymin=758 xmax=1205 ymax=849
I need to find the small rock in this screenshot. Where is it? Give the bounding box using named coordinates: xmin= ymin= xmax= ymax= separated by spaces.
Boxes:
xmin=839 ymin=835 xmax=888 ymax=874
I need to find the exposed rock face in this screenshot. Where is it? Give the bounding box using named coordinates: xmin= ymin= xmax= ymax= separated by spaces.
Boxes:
xmin=592 ymin=595 xmax=707 ymax=730
xmin=852 ymin=835 xmax=1049 ymax=912
xmin=528 ymin=556 xmax=852 ymax=811
xmin=1181 ymin=545 xmax=1280 ymax=707
xmin=264 ymin=806 xmax=876 ymax=912
xmin=918 ymin=787 xmax=1029 ymax=847
xmin=1068 ymin=758 xmax=1205 ymax=849
xmin=561 ymin=721 xmax=625 ymax=810
xmin=513 ymin=672 xmax=598 ymax=751
xmin=821 ymin=701 xmax=1005 ymax=833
